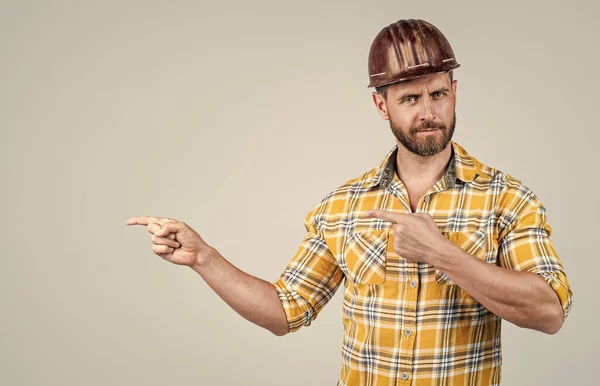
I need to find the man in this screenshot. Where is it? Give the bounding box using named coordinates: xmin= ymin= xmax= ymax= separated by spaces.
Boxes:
xmin=126 ymin=19 xmax=572 ymax=385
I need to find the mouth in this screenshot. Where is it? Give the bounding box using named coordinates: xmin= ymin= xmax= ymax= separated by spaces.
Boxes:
xmin=417 ymin=128 xmax=441 ymax=133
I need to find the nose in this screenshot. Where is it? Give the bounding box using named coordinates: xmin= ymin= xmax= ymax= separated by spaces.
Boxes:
xmin=420 ymin=95 xmax=436 ymax=121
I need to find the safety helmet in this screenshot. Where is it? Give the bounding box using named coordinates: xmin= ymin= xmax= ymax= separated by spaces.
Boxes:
xmin=367 ymin=19 xmax=460 ymax=88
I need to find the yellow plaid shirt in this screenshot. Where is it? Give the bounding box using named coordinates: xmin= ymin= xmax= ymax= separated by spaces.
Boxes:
xmin=273 ymin=141 xmax=572 ymax=385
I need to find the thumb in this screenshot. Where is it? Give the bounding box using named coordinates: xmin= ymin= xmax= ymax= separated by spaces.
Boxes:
xmin=155 ymin=222 xmax=186 ymax=237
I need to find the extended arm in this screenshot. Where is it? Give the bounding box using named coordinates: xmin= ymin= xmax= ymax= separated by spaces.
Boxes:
xmin=191 ymin=247 xmax=290 ymax=336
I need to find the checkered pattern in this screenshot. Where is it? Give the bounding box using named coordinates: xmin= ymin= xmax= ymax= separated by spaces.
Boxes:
xmin=273 ymin=141 xmax=572 ymax=385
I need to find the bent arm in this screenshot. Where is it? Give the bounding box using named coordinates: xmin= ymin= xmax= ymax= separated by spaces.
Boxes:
xmin=191 ymin=247 xmax=289 ymax=336
xmin=434 ymin=247 xmax=564 ymax=334
xmin=435 ymin=188 xmax=572 ymax=335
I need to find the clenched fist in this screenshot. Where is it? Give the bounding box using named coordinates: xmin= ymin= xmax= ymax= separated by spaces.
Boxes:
xmin=125 ymin=216 xmax=213 ymax=266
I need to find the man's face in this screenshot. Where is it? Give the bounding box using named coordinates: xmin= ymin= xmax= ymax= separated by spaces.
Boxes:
xmin=373 ymin=72 xmax=457 ymax=157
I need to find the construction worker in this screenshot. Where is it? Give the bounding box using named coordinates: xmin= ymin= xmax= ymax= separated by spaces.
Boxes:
xmin=126 ymin=19 xmax=572 ymax=385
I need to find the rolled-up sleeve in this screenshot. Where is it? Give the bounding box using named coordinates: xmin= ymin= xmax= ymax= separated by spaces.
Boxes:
xmin=498 ymin=190 xmax=573 ymax=320
xmin=272 ymin=206 xmax=344 ymax=332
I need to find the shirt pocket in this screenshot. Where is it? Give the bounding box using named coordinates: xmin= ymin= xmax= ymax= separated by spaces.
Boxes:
xmin=340 ymin=228 xmax=389 ymax=285
xmin=435 ymin=229 xmax=487 ymax=285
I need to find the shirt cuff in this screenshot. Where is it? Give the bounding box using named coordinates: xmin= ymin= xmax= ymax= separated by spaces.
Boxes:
xmin=272 ymin=279 xmax=316 ymax=333
xmin=537 ymin=272 xmax=573 ymax=320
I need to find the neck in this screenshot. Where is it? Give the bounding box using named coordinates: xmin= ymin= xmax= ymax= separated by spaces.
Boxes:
xmin=395 ymin=142 xmax=452 ymax=187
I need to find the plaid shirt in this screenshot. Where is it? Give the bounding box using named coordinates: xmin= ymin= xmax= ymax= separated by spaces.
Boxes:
xmin=273 ymin=141 xmax=572 ymax=385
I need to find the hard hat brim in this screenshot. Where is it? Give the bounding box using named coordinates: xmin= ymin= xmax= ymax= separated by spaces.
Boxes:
xmin=368 ymin=63 xmax=460 ymax=88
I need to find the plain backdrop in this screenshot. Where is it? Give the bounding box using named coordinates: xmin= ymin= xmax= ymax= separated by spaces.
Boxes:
xmin=1 ymin=0 xmax=597 ymax=385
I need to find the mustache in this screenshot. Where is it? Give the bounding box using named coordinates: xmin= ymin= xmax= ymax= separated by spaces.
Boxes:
xmin=411 ymin=121 xmax=447 ymax=133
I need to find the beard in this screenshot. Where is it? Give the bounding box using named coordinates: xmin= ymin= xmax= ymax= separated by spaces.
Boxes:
xmin=390 ymin=113 xmax=456 ymax=157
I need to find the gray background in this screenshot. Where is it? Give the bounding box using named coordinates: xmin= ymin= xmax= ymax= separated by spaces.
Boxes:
xmin=1 ymin=0 xmax=597 ymax=385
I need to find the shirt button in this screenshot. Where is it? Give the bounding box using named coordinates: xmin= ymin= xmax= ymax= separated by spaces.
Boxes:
xmin=410 ymin=281 xmax=416 ymax=289
xmin=401 ymin=372 xmax=409 ymax=380
xmin=406 ymin=328 xmax=412 ymax=337
xmin=424 ymin=195 xmax=430 ymax=203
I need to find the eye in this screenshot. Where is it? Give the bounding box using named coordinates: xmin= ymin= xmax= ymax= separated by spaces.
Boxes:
xmin=403 ymin=96 xmax=418 ymax=104
xmin=432 ymin=91 xmax=446 ymax=99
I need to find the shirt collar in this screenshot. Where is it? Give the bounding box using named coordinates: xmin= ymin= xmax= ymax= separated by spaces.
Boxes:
xmin=362 ymin=141 xmax=480 ymax=189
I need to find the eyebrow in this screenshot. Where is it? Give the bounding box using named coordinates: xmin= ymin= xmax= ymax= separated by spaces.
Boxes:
xmin=397 ymin=87 xmax=451 ymax=101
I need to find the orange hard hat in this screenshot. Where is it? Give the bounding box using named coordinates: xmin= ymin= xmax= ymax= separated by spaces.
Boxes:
xmin=367 ymin=19 xmax=460 ymax=88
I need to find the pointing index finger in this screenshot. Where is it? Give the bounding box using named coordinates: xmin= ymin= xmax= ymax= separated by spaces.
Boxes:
xmin=364 ymin=209 xmax=404 ymax=224
xmin=125 ymin=216 xmax=170 ymax=226
xmin=126 ymin=216 xmax=148 ymax=226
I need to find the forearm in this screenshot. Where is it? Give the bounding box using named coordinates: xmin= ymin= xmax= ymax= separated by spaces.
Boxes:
xmin=433 ymin=244 xmax=564 ymax=334
xmin=190 ymin=247 xmax=289 ymax=336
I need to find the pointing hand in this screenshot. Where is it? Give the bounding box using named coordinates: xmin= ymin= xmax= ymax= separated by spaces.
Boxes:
xmin=125 ymin=216 xmax=213 ymax=266
xmin=364 ymin=210 xmax=449 ymax=265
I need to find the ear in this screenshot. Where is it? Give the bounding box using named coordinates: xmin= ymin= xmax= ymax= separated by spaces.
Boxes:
xmin=451 ymin=79 xmax=457 ymax=97
xmin=372 ymin=92 xmax=389 ymax=120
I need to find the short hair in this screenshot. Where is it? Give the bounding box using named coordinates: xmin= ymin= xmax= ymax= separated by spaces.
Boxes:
xmin=375 ymin=70 xmax=454 ymax=99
